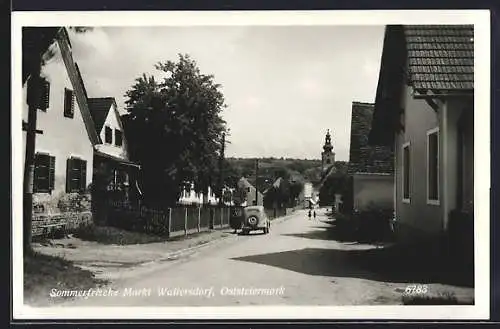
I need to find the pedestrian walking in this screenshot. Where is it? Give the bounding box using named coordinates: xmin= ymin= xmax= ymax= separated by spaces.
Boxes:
xmin=308 ymin=210 xmax=312 ymax=220
xmin=313 ymin=210 xmax=316 ymax=220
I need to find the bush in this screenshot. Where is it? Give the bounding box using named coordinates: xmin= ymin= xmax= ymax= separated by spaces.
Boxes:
xmin=447 ymin=209 xmax=474 ymax=268
xmin=402 ymin=292 xmax=472 ymax=305
xmin=353 ymin=208 xmax=394 ymax=243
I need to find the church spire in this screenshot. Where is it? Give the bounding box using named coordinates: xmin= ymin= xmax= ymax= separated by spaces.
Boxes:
xmin=323 ymin=129 xmax=333 ymax=152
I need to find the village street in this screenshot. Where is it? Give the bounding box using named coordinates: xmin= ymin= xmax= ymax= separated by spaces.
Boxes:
xmin=62 ymin=208 xmax=473 ymax=307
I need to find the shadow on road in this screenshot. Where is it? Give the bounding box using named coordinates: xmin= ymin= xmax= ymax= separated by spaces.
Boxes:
xmin=232 ymin=246 xmax=473 ymax=288
xmin=281 ymin=227 xmax=349 ymax=242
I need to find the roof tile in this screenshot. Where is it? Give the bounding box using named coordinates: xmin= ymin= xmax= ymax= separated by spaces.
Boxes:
xmin=403 ymin=25 xmax=474 ymax=92
xmin=87 ymin=97 xmax=115 ymax=134
xmin=348 ymin=102 xmax=394 ymax=175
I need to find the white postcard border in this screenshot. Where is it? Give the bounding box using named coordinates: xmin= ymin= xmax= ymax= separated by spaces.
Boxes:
xmin=11 ymin=9 xmax=491 ymax=320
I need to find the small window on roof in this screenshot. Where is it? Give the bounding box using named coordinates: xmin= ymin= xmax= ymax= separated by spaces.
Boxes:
xmin=105 ymin=126 xmax=113 ymax=144
xmin=115 ymin=129 xmax=123 ymax=146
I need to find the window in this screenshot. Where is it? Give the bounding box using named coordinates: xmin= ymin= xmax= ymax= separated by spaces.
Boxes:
xmin=66 ymin=157 xmax=87 ymax=193
xmin=427 ymin=128 xmax=440 ymax=204
xmin=402 ymin=142 xmax=410 ymax=202
xmin=34 ymin=153 xmax=55 ymax=193
xmin=115 ymin=129 xmax=123 ymax=146
xmin=104 ymin=126 xmax=113 ymax=144
xmin=64 ymin=88 xmax=75 ymax=118
xmin=326 ymin=158 xmax=331 ymax=164
xmin=39 ymin=80 xmax=50 ymax=111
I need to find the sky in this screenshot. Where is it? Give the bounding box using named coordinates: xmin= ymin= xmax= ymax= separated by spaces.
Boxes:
xmin=70 ymin=25 xmax=386 ymax=161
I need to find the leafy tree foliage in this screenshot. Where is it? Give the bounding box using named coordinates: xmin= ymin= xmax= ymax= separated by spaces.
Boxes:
xmin=23 ymin=27 xmax=93 ymax=84
xmin=122 ymin=54 xmax=228 ymax=206
xmin=319 ymin=171 xmax=351 ymax=209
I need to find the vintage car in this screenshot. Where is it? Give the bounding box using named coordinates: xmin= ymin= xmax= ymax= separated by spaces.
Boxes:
xmin=241 ymin=205 xmax=270 ymax=235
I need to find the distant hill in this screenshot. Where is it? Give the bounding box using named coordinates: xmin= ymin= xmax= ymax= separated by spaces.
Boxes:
xmin=224 ymin=157 xmax=346 ymax=192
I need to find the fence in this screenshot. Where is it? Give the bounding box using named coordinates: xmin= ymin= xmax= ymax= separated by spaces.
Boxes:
xmin=106 ymin=201 xmax=231 ymax=238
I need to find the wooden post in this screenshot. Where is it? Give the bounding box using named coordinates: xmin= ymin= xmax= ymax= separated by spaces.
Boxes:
xmin=24 ymin=64 xmax=42 ymax=254
xmin=255 ymin=159 xmax=259 ymax=205
xmin=198 ymin=206 xmax=201 ymax=232
xmin=168 ymin=208 xmax=172 ymax=238
xmin=184 ymin=207 xmax=188 ymax=236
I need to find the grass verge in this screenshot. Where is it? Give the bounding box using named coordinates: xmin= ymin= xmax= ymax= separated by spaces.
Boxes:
xmin=73 ymin=223 xmax=231 ymax=246
xmin=24 ymin=251 xmax=108 ymax=306
xmin=73 ymin=224 xmax=168 ymax=245
xmin=402 ymin=292 xmax=473 ymax=305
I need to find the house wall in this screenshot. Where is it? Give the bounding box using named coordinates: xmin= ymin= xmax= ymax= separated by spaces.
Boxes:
xmin=394 ymin=86 xmax=443 ymax=241
xmin=178 ymin=183 xmax=218 ymax=205
xmin=95 ymin=104 xmax=129 ymax=160
xmin=353 ymin=174 xmax=394 ymax=211
xmin=441 ymin=97 xmax=474 ymax=225
xmin=21 ymin=39 xmax=94 ymax=234
xmin=246 ymin=186 xmax=264 ymax=206
xmin=303 ymin=182 xmax=313 ymax=198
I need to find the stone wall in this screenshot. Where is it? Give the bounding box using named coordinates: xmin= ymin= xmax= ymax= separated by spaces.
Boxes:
xmin=32 ymin=190 xmax=92 ymax=237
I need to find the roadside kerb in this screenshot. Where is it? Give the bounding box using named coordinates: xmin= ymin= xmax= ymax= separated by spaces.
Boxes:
xmin=140 ymin=229 xmax=237 ymax=267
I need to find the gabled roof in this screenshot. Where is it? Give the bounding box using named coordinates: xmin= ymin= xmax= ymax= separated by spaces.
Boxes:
xmin=88 ymin=97 xmax=116 ymax=134
xmin=238 ymin=177 xmax=254 ymax=189
xmin=348 ymin=102 xmax=394 ymax=175
xmin=56 ymin=28 xmax=101 ymax=145
xmin=272 ymin=177 xmax=283 ymax=188
xmin=369 ymin=25 xmax=474 ymax=147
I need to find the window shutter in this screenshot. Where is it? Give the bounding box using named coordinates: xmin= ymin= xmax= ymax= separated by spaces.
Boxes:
xmin=48 ymin=156 xmax=56 ymax=191
xmin=34 ymin=153 xmax=50 ymax=193
xmin=80 ymin=160 xmax=87 ymax=191
xmin=39 ymin=80 xmax=50 ymax=111
xmin=64 ymin=88 xmax=75 ymax=118
xmin=66 ymin=158 xmax=73 ymax=193
xmin=70 ymin=90 xmax=75 ymax=117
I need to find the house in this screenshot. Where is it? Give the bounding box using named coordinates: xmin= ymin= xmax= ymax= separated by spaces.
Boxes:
xmin=236 ymin=177 xmax=263 ymax=206
xmin=347 ymin=101 xmax=394 ymax=212
xmin=87 ymin=97 xmax=141 ymax=220
xmin=302 ymin=182 xmax=313 ymax=208
xmin=368 ymin=25 xmax=474 ymax=241
xmin=178 ymin=182 xmax=219 ymax=206
xmin=22 ymin=28 xmax=100 ymax=235
xmin=221 ymin=185 xmax=236 ymax=206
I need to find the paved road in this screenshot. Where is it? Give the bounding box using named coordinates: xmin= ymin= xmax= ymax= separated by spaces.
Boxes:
xmin=65 ymin=208 xmax=471 ymax=306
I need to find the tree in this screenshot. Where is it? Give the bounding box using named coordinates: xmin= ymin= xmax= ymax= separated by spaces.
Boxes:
xmin=319 ymin=172 xmax=350 ymax=207
xmin=22 ymin=27 xmax=92 ymax=254
xmin=123 ymin=54 xmax=228 ymax=206
xmin=289 ymin=180 xmax=304 ymax=205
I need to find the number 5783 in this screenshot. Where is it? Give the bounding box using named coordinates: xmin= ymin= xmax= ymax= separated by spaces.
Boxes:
xmin=404 ymin=284 xmax=428 ymax=294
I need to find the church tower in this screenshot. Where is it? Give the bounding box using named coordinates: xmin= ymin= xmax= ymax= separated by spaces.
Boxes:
xmin=321 ymin=129 xmax=335 ymax=172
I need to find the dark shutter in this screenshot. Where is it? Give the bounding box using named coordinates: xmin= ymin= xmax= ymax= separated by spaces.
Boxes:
xmin=105 ymin=126 xmax=113 ymax=144
xmin=66 ymin=158 xmax=73 ymax=193
xmin=80 ymin=159 xmax=87 ymax=191
xmin=115 ymin=129 xmax=123 ymax=146
xmin=64 ymin=88 xmax=75 ymax=118
xmin=39 ymin=80 xmax=50 ymax=111
xmin=70 ymin=90 xmax=75 ymax=116
xmin=34 ymin=153 xmax=50 ymax=193
xmin=48 ymin=156 xmax=56 ymax=191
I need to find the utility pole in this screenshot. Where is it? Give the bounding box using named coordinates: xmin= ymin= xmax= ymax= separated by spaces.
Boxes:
xmin=218 ymin=132 xmax=225 ymax=206
xmin=255 ymin=158 xmax=259 ymax=206
xmin=23 ymin=59 xmax=42 ymax=255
